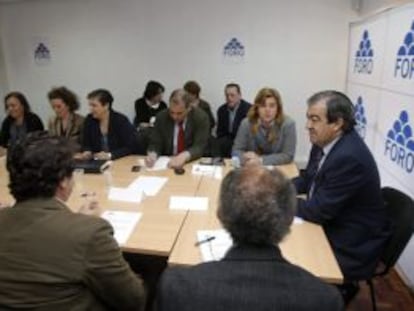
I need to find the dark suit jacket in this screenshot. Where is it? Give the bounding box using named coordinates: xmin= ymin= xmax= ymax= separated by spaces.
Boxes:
xmin=148 ymin=107 xmax=209 ymax=161
xmin=0 ymin=112 xmax=44 ymax=147
xmin=158 ymin=245 xmax=343 ymax=311
xmin=198 ymin=99 xmax=215 ymax=130
xmin=82 ymin=110 xmax=137 ymax=159
xmin=133 ymin=97 xmax=167 ymax=127
xmin=293 ymin=130 xmax=390 ymax=281
xmin=0 ymin=198 xmax=145 ymax=310
xmin=216 ymin=100 xmax=251 ymax=139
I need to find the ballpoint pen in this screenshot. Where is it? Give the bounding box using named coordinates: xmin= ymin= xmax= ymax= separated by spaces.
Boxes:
xmin=194 ymin=236 xmax=216 ymax=246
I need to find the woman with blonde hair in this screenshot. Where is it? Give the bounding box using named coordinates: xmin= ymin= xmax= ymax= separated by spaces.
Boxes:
xmin=232 ymin=87 xmax=296 ymax=166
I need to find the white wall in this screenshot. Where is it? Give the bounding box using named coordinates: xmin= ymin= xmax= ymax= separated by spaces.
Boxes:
xmin=0 ymin=0 xmax=357 ymax=163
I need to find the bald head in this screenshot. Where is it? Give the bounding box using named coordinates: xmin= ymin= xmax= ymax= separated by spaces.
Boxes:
xmin=218 ymin=165 xmax=297 ymax=245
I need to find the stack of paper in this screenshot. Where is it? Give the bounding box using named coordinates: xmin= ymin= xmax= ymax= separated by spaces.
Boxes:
xmin=169 ymin=196 xmax=209 ymax=211
xmin=108 ymin=187 xmax=143 ymax=203
xmin=197 ymin=229 xmax=233 ymax=262
xmin=138 ymin=156 xmax=170 ymax=171
xmin=129 ymin=176 xmax=168 ymax=196
xmin=101 ymin=210 xmax=142 ymax=245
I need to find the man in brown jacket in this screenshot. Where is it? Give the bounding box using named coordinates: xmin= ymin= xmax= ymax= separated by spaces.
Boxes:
xmin=0 ymin=134 xmax=145 ymax=310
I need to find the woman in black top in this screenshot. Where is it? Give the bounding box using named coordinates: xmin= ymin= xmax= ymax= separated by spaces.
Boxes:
xmin=0 ymin=92 xmax=44 ymax=148
xmin=134 ymin=81 xmax=167 ymax=128
xmin=77 ymin=89 xmax=137 ymax=160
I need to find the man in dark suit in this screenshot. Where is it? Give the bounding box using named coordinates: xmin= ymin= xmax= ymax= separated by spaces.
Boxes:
xmin=215 ymin=83 xmax=251 ymax=157
xmin=293 ymin=90 xmax=390 ymax=302
xmin=146 ymin=89 xmax=210 ymax=169
xmin=158 ymin=166 xmax=343 ymax=311
xmin=0 ymin=134 xmax=146 ymax=310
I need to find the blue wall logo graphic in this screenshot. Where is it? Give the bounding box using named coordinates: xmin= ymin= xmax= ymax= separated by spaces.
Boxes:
xmin=385 ymin=110 xmax=414 ymax=174
xmin=394 ymin=20 xmax=414 ymax=79
xmin=34 ymin=42 xmax=51 ymax=65
xmin=354 ymin=96 xmax=367 ymax=139
xmin=223 ymin=38 xmax=245 ymax=57
xmin=354 ymin=30 xmax=374 ymax=74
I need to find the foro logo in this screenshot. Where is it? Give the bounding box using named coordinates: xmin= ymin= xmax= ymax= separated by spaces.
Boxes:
xmin=384 ymin=111 xmax=414 ymax=173
xmin=223 ymin=38 xmax=245 ymax=57
xmin=394 ymin=20 xmax=414 ymax=79
xmin=354 ymin=96 xmax=367 ymax=139
xmin=354 ymin=30 xmax=374 ymax=74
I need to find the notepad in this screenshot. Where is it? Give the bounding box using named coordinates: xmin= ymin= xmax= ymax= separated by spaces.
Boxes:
xmin=197 ymin=229 xmax=233 ymax=262
xmin=108 ymin=187 xmax=143 ymax=203
xmin=128 ymin=176 xmax=168 ymax=196
xmin=101 ymin=211 xmax=142 ymax=245
xmin=169 ymin=196 xmax=209 ymax=210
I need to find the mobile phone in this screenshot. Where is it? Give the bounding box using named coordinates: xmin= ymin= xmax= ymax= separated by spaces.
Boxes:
xmin=131 ymin=165 xmax=141 ymax=172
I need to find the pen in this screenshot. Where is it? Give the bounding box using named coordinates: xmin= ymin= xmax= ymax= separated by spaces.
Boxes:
xmin=194 ymin=236 xmax=215 ymax=246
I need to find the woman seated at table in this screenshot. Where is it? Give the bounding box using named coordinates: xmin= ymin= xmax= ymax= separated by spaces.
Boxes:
xmin=134 ymin=80 xmax=167 ymax=128
xmin=76 ymin=89 xmax=137 ymax=160
xmin=232 ymin=87 xmax=296 ymax=166
xmin=0 ymin=92 xmax=44 ymax=149
xmin=48 ymin=86 xmax=84 ymax=148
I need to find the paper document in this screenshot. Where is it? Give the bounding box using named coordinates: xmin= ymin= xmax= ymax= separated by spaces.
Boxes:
xmin=108 ymin=187 xmax=142 ymax=203
xmin=128 ymin=176 xmax=168 ymax=196
xmin=197 ymin=229 xmax=233 ymax=262
xmin=169 ymin=196 xmax=209 ymax=211
xmin=293 ymin=216 xmax=304 ymax=224
xmin=138 ymin=156 xmax=170 ymax=171
xmin=192 ymin=165 xmax=223 ymax=179
xmin=101 ymin=211 xmax=142 ymax=245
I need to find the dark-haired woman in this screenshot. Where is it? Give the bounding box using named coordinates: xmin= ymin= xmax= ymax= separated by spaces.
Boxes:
xmin=134 ymin=80 xmax=167 ymax=128
xmin=48 ymin=87 xmax=84 ymax=148
xmin=77 ymin=89 xmax=137 ymax=160
xmin=0 ymin=92 xmax=44 ymax=149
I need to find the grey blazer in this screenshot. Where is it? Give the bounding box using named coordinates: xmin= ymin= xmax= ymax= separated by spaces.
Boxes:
xmin=232 ymin=115 xmax=297 ymax=165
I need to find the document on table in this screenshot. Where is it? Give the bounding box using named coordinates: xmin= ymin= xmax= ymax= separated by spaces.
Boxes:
xmin=192 ymin=164 xmax=223 ymax=179
xmin=138 ymin=156 xmax=170 ymax=171
xmin=197 ymin=229 xmax=233 ymax=262
xmin=108 ymin=187 xmax=143 ymax=203
xmin=101 ymin=211 xmax=142 ymax=245
xmin=169 ymin=196 xmax=209 ymax=211
xmin=293 ymin=216 xmax=304 ymax=224
xmin=128 ymin=176 xmax=168 ymax=196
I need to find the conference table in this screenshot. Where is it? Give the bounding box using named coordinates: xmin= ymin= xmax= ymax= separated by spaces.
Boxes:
xmin=0 ymin=155 xmax=343 ymax=283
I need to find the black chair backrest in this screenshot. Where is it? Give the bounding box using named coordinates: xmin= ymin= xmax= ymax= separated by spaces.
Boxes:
xmin=380 ymin=187 xmax=414 ymax=273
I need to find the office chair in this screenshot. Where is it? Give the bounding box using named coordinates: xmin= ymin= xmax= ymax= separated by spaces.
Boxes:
xmin=366 ymin=187 xmax=414 ymax=311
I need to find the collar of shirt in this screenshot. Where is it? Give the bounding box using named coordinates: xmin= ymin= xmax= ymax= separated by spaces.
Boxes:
xmin=318 ymin=134 xmax=342 ymax=170
xmin=146 ymin=99 xmax=160 ymax=110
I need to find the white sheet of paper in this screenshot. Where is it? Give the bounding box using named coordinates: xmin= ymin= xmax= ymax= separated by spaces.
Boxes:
xmin=108 ymin=187 xmax=142 ymax=203
xmin=197 ymin=229 xmax=233 ymax=262
xmin=169 ymin=196 xmax=209 ymax=211
xmin=294 ymin=216 xmax=304 ymax=224
xmin=128 ymin=176 xmax=168 ymax=196
xmin=101 ymin=211 xmax=142 ymax=245
xmin=138 ymin=156 xmax=170 ymax=171
xmin=192 ymin=165 xmax=223 ymax=179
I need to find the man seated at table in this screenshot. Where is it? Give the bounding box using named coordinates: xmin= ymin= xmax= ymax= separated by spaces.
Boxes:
xmin=157 ymin=165 xmax=343 ymax=311
xmin=0 ymin=134 xmax=146 ymax=310
xmin=293 ymin=90 xmax=390 ymax=303
xmin=216 ymin=83 xmax=251 ymax=158
xmin=145 ymin=89 xmax=210 ymax=169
